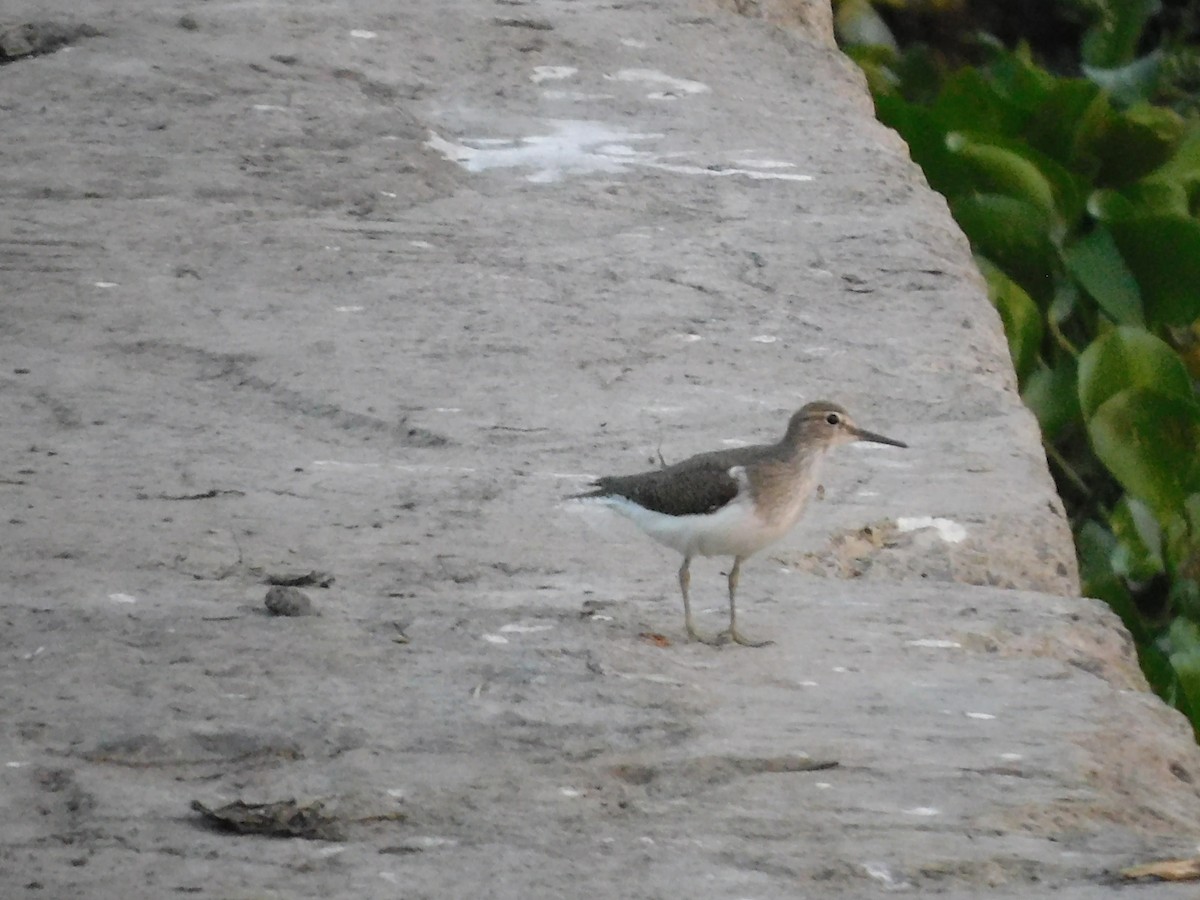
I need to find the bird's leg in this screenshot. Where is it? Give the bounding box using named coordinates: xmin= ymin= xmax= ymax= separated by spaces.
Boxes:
xmin=679 ymin=555 xmax=719 ymax=645
xmin=720 ymin=556 xmax=773 ymax=648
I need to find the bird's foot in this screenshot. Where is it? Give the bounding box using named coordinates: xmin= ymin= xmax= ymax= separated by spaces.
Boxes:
xmin=714 ymin=627 xmax=773 ymax=648
xmin=686 ymin=623 xmax=773 ymax=647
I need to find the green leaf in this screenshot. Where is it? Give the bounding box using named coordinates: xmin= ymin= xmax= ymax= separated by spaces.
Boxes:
xmin=1088 ymin=179 xmax=1191 ymax=221
xmin=986 ymin=44 xmax=1055 ymax=114
xmin=835 ymin=0 xmax=899 ymax=52
xmin=1077 ymin=326 xmax=1193 ymax=419
xmin=1110 ymin=495 xmax=1165 ymax=582
xmin=1078 ymin=517 xmax=1118 ymax=585
xmin=1096 ymin=103 xmax=1186 ymax=186
xmin=947 ymin=134 xmax=1058 ymax=218
xmin=976 ymin=257 xmax=1043 ymax=384
xmin=1154 ymin=124 xmax=1200 ymax=195
xmin=1086 ymin=387 xmax=1200 ymax=518
xmin=1187 ymin=493 xmax=1200 ymax=534
xmin=1163 ymin=505 xmax=1200 ymax=579
xmin=1025 ymin=79 xmax=1110 ymax=176
xmin=1171 ymin=578 xmax=1200 ymax=623
xmin=1168 ymin=616 xmax=1200 ymax=653
xmin=1078 ymin=518 xmax=1151 ymax=642
xmin=951 ymin=134 xmax=1090 ymax=228
xmin=890 ymin=45 xmax=944 ymax=105
xmin=1083 ymin=50 xmax=1163 ymax=107
xmin=1123 ymin=179 xmax=1192 ymax=216
xmin=1062 ymin=227 xmax=1143 ymax=325
xmin=932 ymin=68 xmax=1026 ymax=138
xmin=951 ymin=194 xmax=1057 ymax=302
xmin=1167 ymin=616 xmax=1200 ymax=720
xmin=1022 ymin=359 xmax=1079 ymax=442
xmin=1109 ymin=215 xmax=1200 ymax=327
xmin=846 ymin=46 xmax=902 ymax=97
xmin=1081 ymin=0 xmax=1161 ymax=69
xmin=1048 ymin=280 xmax=1079 ymax=326
xmin=1143 ymin=641 xmax=1189 ymax=710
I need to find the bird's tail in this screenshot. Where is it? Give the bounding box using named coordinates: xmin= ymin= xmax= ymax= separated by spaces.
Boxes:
xmin=563 ymin=482 xmax=604 ymax=502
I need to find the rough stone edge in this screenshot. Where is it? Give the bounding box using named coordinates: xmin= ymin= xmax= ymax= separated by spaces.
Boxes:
xmin=710 ymin=0 xmax=835 ymax=48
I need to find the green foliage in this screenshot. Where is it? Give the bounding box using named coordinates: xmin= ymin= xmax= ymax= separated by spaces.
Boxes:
xmin=1080 ymin=0 xmax=1159 ymax=69
xmin=840 ymin=0 xmax=1200 ymax=735
xmin=978 ymin=258 xmax=1043 ymax=384
xmin=1062 ymin=228 xmax=1142 ymax=324
xmin=1076 ymin=327 xmax=1191 ymax=417
xmin=1108 ymin=216 xmax=1200 ymax=324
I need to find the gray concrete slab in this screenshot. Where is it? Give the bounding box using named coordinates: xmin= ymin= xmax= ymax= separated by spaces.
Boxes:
xmin=2 ymin=0 xmax=1198 ymax=896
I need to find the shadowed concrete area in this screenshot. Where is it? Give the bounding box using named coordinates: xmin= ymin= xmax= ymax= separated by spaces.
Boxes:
xmin=2 ymin=0 xmax=1198 ymax=896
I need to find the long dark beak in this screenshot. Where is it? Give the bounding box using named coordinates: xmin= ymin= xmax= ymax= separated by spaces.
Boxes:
xmin=850 ymin=426 xmax=907 ymax=448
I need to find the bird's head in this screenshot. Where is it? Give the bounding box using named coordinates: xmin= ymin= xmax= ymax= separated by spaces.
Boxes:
xmin=784 ymin=401 xmax=907 ymax=451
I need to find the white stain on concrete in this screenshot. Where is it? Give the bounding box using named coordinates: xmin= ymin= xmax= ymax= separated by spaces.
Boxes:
xmin=531 ymin=66 xmax=577 ymax=83
xmin=499 ymin=623 xmax=555 ymax=634
xmin=426 ymin=122 xmax=661 ymax=184
xmin=897 ymin=516 xmax=968 ymax=544
xmin=426 ymin=122 xmax=814 ymax=184
xmin=735 ymin=158 xmax=800 ymax=169
xmin=606 ymin=68 xmax=710 ymax=97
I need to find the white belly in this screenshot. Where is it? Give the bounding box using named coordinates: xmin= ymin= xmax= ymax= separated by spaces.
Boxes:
xmin=597 ymin=493 xmax=783 ymax=559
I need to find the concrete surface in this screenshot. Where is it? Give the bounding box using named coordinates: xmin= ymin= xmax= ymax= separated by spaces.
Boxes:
xmin=2 ymin=0 xmax=1199 ymax=896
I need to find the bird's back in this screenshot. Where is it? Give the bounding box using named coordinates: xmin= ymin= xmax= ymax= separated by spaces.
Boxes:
xmin=583 ymin=442 xmax=781 ymax=517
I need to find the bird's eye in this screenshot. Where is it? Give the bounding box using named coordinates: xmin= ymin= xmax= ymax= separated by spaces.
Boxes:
xmin=825 ymin=412 xmax=840 ymax=425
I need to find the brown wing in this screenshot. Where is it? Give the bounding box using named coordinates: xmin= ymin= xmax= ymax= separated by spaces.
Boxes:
xmin=588 ymin=462 xmax=740 ymax=516
xmin=583 ymin=442 xmax=775 ymax=516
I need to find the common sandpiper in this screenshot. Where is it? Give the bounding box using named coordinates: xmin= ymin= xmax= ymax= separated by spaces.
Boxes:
xmin=574 ymin=401 xmax=906 ymax=646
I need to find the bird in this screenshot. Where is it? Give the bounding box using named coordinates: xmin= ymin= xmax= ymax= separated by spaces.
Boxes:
xmin=572 ymin=401 xmax=906 ymax=647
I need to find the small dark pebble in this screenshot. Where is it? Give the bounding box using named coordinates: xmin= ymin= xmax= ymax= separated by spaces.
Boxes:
xmin=191 ymin=798 xmax=342 ymax=841
xmin=265 ymin=585 xmax=317 ymax=617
